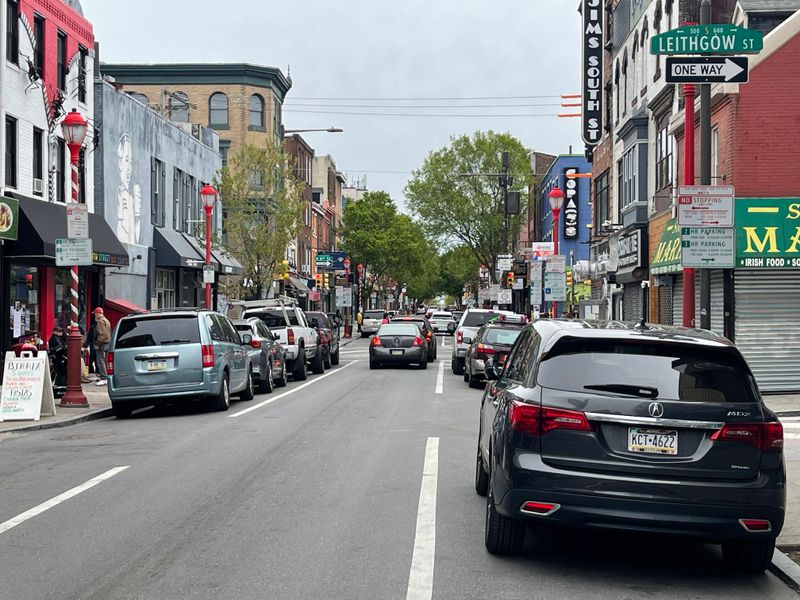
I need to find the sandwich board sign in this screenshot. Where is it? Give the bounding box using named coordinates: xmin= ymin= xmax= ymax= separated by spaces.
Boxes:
xmin=0 ymin=351 xmax=56 ymax=421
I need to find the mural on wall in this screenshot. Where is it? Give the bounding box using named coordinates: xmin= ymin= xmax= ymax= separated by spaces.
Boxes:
xmin=115 ymin=134 xmax=142 ymax=245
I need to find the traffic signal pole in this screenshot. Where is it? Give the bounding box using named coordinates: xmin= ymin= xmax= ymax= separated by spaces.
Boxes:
xmin=699 ymin=0 xmax=712 ymax=330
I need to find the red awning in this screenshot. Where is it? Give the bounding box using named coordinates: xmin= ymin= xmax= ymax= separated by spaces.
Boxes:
xmin=104 ymin=298 xmax=147 ymax=315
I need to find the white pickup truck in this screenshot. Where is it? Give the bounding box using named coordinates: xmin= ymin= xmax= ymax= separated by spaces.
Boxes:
xmin=243 ymin=299 xmax=321 ymax=380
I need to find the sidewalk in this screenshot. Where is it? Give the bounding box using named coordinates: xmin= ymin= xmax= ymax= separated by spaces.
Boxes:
xmin=0 ymin=382 xmax=111 ymax=434
xmin=764 ymin=394 xmax=800 ymax=417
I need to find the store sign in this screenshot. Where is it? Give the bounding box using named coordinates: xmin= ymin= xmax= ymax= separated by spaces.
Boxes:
xmin=563 ymin=168 xmax=580 ymax=239
xmin=681 ymin=227 xmax=735 ymax=268
xmin=735 ymin=198 xmax=800 ymax=268
xmin=0 ymin=196 xmax=19 ymax=241
xmin=581 ymin=0 xmax=603 ymax=145
xmin=0 ymin=352 xmax=56 ymax=422
xmin=617 ymin=229 xmax=642 ymax=270
xmin=650 ymin=219 xmax=683 ymax=275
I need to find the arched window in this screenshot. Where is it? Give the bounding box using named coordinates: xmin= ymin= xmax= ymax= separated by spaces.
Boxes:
xmin=209 ymin=92 xmax=229 ymax=127
xmin=170 ymin=91 xmax=189 ymax=122
xmin=622 ymin=50 xmax=629 ymax=114
xmin=631 ymin=38 xmax=639 ymax=101
xmin=249 ymin=94 xmax=265 ymax=128
xmin=128 ymin=92 xmax=149 ymax=106
xmin=641 ymin=19 xmax=650 ymax=86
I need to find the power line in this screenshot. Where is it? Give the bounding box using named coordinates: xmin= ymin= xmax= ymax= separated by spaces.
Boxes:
xmin=284 ymin=109 xmax=560 ymax=117
xmin=285 ymin=102 xmax=563 ymax=109
xmin=288 ymin=94 xmax=562 ymax=101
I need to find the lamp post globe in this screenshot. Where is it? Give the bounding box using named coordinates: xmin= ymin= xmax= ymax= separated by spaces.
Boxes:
xmin=199 ymin=184 xmax=217 ymax=310
xmin=61 ymin=109 xmax=88 ymax=154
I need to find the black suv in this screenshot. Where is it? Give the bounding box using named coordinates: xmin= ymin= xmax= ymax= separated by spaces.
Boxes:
xmin=476 ymin=320 xmax=785 ymax=573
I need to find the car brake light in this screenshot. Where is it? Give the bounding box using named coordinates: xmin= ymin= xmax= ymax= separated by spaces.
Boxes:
xmin=250 ymin=339 xmax=262 ymax=349
xmin=509 ymin=402 xmax=593 ymax=435
xmin=520 ymin=501 xmax=561 ymax=516
xmin=457 ymin=330 xmax=463 ymax=344
xmin=201 ymin=344 xmax=215 ymax=368
xmin=371 ymin=336 xmax=382 ymax=347
xmin=412 ymin=336 xmax=423 ymax=346
xmin=287 ymin=328 xmax=296 ymax=345
xmin=476 ymin=343 xmax=495 ymax=357
xmin=106 ymin=351 xmax=114 ymax=375
xmin=711 ymin=421 xmax=783 ymax=453
xmin=739 ymin=519 xmax=772 ymax=532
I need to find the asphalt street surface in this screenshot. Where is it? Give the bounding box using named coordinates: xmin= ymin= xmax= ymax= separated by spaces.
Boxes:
xmin=0 ymin=336 xmax=796 ymax=599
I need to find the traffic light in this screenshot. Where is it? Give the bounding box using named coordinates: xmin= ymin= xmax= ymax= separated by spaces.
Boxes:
xmin=506 ymin=271 xmax=515 ymax=288
xmin=323 ymin=273 xmax=330 ymax=288
xmin=565 ymin=271 xmax=573 ymax=288
xmin=315 ymin=273 xmax=322 ymax=288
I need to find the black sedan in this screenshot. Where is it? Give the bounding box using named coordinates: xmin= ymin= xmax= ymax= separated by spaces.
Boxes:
xmin=369 ymin=323 xmax=429 ymax=369
xmin=390 ymin=316 xmax=437 ymax=362
xmin=476 ymin=320 xmax=785 ymax=574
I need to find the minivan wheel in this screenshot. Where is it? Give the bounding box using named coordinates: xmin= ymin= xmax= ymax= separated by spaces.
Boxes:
xmin=210 ymin=375 xmax=231 ymax=412
xmin=721 ymin=538 xmax=776 ymax=573
xmin=311 ymin=347 xmax=325 ymax=374
xmin=239 ymin=369 xmax=255 ymax=401
xmin=453 ymin=357 xmax=464 ymax=375
xmin=258 ymin=362 xmax=274 ymax=394
xmin=112 ymin=401 xmax=133 ymax=419
xmin=293 ymin=351 xmax=308 ymax=381
xmin=475 ymin=444 xmax=488 ymax=496
xmin=485 ymin=460 xmax=525 ymax=555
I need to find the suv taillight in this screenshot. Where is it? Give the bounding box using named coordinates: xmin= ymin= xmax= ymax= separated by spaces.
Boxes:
xmin=509 ymin=402 xmax=594 ymax=435
xmin=412 ymin=336 xmax=423 ymax=347
xmin=457 ymin=331 xmax=463 ymax=344
xmin=106 ymin=351 xmax=114 ymax=375
xmin=711 ymin=421 xmax=784 ymax=453
xmin=201 ymin=344 xmax=215 ymax=368
xmin=287 ymin=328 xmax=296 ymax=345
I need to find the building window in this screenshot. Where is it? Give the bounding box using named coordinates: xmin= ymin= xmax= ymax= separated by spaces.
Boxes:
xmin=56 ymin=138 xmax=66 ymax=202
xmin=620 ymin=147 xmax=638 ymax=213
xmin=151 ymin=158 xmax=165 ymax=226
xmin=219 ymin=140 xmax=231 ymax=170
xmin=33 ymin=127 xmax=44 ymax=195
xmin=33 ymin=14 xmax=45 ymax=79
xmin=169 ymin=91 xmax=189 ymax=122
xmin=655 ymin=114 xmax=674 ymax=191
xmin=712 ymin=127 xmax=719 ymax=181
xmin=155 ymin=269 xmax=176 ymax=309
xmin=614 ymin=62 xmax=620 ymax=123
xmin=4 ymin=116 xmax=17 ymax=188
xmin=6 ymin=0 xmax=19 ymax=65
xmin=78 ymin=45 xmax=88 ymax=104
xmin=128 ymin=92 xmax=149 ymax=105
xmin=594 ymin=170 xmax=610 ymax=231
xmin=631 ymin=40 xmax=639 ymax=105
xmin=640 ymin=29 xmax=649 ymax=92
xmin=249 ymin=94 xmax=265 ymax=128
xmin=622 ymin=52 xmax=628 ymax=116
xmin=209 ymin=92 xmax=229 ymax=128
xmin=57 ymin=30 xmax=67 ymax=91
xmin=273 ymin=98 xmax=282 ymax=138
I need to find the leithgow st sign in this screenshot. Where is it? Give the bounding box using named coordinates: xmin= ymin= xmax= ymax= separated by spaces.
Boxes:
xmin=651 ymin=24 xmax=764 ymax=55
xmin=735 ymin=198 xmax=800 ymax=268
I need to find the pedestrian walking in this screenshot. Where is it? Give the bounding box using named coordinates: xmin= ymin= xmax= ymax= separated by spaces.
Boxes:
xmin=356 ymin=309 xmax=363 ymax=334
xmin=93 ymin=307 xmax=111 ymax=385
xmin=381 ymin=312 xmax=389 ymax=325
xmin=334 ymin=310 xmax=343 ymax=338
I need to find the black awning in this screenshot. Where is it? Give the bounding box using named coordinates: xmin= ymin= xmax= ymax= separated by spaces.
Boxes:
xmin=181 ymin=233 xmax=220 ymax=270
xmin=287 ymin=276 xmax=311 ymax=295
xmin=153 ymin=227 xmax=205 ymax=269
xmin=211 ymin=249 xmax=243 ymax=276
xmin=5 ymin=194 xmax=129 ymax=266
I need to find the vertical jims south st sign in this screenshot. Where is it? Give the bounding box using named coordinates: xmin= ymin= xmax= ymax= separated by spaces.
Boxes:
xmin=582 ymin=0 xmax=604 ymax=145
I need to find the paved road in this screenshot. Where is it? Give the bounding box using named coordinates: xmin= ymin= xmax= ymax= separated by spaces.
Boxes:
xmin=0 ymin=336 xmax=795 ymax=599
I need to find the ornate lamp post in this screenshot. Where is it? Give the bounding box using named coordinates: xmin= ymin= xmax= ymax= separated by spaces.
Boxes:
xmin=548 ymin=186 xmax=565 ymax=318
xmin=200 ymin=184 xmax=218 ymax=310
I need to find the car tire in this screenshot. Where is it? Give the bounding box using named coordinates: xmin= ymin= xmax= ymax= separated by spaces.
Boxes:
xmin=239 ymin=368 xmax=255 ymax=401
xmin=292 ymin=351 xmax=308 ymax=381
xmin=464 ymin=365 xmax=470 ymax=383
xmin=258 ymin=362 xmax=274 ymax=394
xmin=468 ymin=368 xmax=483 ymax=389
xmin=369 ymin=359 xmax=380 ymax=370
xmin=453 ymin=357 xmax=464 ymax=375
xmin=275 ymin=361 xmax=288 ymax=387
xmin=721 ymin=538 xmax=775 ymax=573
xmin=330 ymin=347 xmax=340 ymax=366
xmin=323 ymin=347 xmax=332 ymax=369
xmin=210 ymin=373 xmax=231 ymax=412
xmin=419 ymin=357 xmax=428 ymax=370
xmin=311 ymin=346 xmax=325 ymax=374
xmin=112 ymin=401 xmax=133 ymax=419
xmin=485 ymin=458 xmax=525 ymax=555
xmin=475 ymin=444 xmax=489 ymax=496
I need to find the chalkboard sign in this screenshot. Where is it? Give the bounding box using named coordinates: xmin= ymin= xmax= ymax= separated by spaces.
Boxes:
xmin=0 ymin=352 xmax=56 ymax=421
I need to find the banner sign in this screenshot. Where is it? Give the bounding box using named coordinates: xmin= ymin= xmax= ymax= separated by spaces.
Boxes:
xmin=735 ymin=198 xmax=800 ymax=268
xmin=0 ymin=351 xmax=56 ymax=421
xmin=0 ymin=196 xmax=19 ymax=241
xmin=582 ymin=0 xmax=603 ymax=145
xmin=563 ymin=167 xmax=580 ymax=239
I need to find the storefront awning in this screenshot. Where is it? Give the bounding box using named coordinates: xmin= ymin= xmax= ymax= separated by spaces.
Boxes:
xmin=181 ymin=233 xmax=221 ymax=270
xmin=287 ymin=276 xmax=311 ymax=295
xmin=650 ymin=218 xmax=683 ymax=275
xmin=211 ymin=249 xmax=243 ymax=276
xmin=153 ymin=228 xmax=204 ymax=269
xmin=4 ymin=194 xmax=129 ymax=266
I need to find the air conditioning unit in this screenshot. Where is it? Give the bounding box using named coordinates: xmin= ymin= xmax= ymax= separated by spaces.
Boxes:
xmin=301 ymin=264 xmax=310 ymax=274
xmin=33 ymin=178 xmax=44 ymax=194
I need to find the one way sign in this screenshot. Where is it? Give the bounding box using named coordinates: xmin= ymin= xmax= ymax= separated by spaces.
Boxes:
xmin=666 ymin=57 xmax=748 ymax=84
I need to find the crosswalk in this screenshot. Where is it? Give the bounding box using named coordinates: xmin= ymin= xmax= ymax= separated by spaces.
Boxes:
xmin=782 ymin=417 xmax=800 ymax=442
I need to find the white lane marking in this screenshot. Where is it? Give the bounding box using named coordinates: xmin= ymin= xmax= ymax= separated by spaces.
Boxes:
xmin=435 ymin=361 xmax=445 ymax=395
xmin=406 ymin=437 xmax=439 ymax=600
xmin=784 ymin=433 xmax=800 ymax=440
xmin=229 ymin=361 xmax=358 ymax=418
xmin=0 ymin=466 xmax=130 ymax=536
xmin=781 ymin=421 xmax=800 ymax=429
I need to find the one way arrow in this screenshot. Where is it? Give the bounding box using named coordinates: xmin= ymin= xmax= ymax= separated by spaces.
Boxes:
xmin=720 ymin=58 xmax=745 ymax=82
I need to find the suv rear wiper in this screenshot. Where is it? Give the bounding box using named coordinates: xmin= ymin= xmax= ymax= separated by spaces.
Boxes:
xmin=583 ymin=384 xmax=659 ymax=398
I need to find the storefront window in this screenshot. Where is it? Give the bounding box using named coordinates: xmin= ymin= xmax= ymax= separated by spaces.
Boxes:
xmin=54 ymin=269 xmax=88 ymax=332
xmin=9 ymin=265 xmax=39 ymax=343
xmin=156 ymin=269 xmax=176 ymax=308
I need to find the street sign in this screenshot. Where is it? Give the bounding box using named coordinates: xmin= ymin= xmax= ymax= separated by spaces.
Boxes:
xmin=681 ymin=227 xmax=735 ymax=268
xmin=478 ymin=288 xmax=490 ymax=301
xmin=545 ymin=255 xmax=566 ymax=273
xmin=530 ymin=261 xmax=543 ymax=304
xmin=677 ymin=187 xmax=735 ymax=227
xmin=651 ymin=24 xmax=764 ymax=55
xmin=489 ymin=284 xmax=500 ymax=302
xmin=496 ymin=254 xmax=513 ymax=271
xmin=544 ymin=272 xmax=566 ymax=302
xmin=55 ymin=238 xmax=93 ymax=266
xmin=66 ymin=204 xmax=89 ymax=239
xmin=497 ymin=289 xmax=512 ymax=305
xmin=315 ymin=251 xmax=348 ymax=271
xmin=666 ymin=57 xmax=748 ymax=84
xmin=512 ymin=278 xmax=524 ymax=291
xmin=203 ymin=265 xmax=215 ymax=284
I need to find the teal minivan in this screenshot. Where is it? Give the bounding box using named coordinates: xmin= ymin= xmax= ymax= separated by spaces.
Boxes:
xmin=107 ymin=309 xmax=254 ymax=418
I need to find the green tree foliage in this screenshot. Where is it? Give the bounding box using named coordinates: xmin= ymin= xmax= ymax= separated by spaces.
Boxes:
xmin=439 ymin=245 xmax=480 ymax=300
xmin=405 ymin=131 xmax=532 ymax=282
xmin=216 ymin=143 xmax=304 ymax=299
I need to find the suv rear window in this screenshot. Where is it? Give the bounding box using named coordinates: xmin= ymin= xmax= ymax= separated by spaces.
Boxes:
xmin=250 ymin=310 xmax=298 ymax=328
xmin=365 ymin=311 xmax=384 ymax=319
xmin=483 ymin=327 xmax=522 ymax=346
xmin=115 ymin=316 xmax=200 ymax=349
xmin=463 ymin=312 xmax=502 ymax=327
xmin=538 ymin=340 xmax=759 ymax=404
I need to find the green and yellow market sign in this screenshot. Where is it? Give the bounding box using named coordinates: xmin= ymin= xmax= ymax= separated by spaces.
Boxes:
xmin=651 ymin=218 xmax=682 ymax=274
xmin=736 ymin=198 xmax=800 ymax=268
xmin=0 ymin=196 xmax=19 ymax=242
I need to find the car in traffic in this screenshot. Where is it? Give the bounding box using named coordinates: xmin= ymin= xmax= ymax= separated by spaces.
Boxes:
xmin=305 ymin=311 xmax=341 ymax=367
xmin=369 ymin=322 xmax=429 ymax=369
xmin=451 ymin=308 xmax=516 ymax=375
xmin=428 ymin=311 xmax=454 ymax=334
xmin=233 ymin=318 xmax=288 ymax=393
xmin=107 ymin=309 xmax=254 ymax=417
xmin=475 ymin=320 xmax=785 ymax=573
xmin=390 ymin=316 xmax=437 ymax=363
xmin=463 ymin=321 xmax=524 ymax=388
xmin=361 ymin=309 xmax=386 ymax=336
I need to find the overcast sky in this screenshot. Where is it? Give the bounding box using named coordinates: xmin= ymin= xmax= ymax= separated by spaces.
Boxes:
xmin=82 ymin=0 xmax=583 ymax=209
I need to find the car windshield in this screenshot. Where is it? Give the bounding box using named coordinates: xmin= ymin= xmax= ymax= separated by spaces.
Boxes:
xmin=115 ymin=316 xmax=200 ymax=349
xmin=538 ymin=340 xmax=760 ymax=404
xmin=462 ymin=312 xmax=503 ymax=327
xmin=378 ymin=324 xmax=420 ymax=336
xmin=251 ymin=311 xmax=298 ymax=328
xmin=365 ymin=311 xmax=385 ymax=319
xmin=483 ymin=328 xmax=522 ymax=346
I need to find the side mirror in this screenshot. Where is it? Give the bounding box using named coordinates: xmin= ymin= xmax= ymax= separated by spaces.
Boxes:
xmin=463 ymin=336 xmax=473 ymax=345
xmin=484 ymin=358 xmax=501 ymax=381
xmin=241 ymin=333 xmax=253 ymax=345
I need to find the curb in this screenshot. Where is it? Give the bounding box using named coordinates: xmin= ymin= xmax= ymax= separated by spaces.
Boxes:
xmin=771 ymin=549 xmax=800 ymax=592
xmin=776 ymin=410 xmax=800 ymax=418
xmin=1 ymin=407 xmax=114 ymax=434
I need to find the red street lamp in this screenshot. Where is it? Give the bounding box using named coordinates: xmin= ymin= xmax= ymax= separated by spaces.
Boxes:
xmin=200 ymin=184 xmax=218 ymax=310
xmin=548 ymin=186 xmax=565 ymax=318
xmin=59 ymin=110 xmax=89 ymax=407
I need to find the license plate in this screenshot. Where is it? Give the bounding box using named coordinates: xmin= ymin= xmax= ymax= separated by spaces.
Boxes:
xmin=628 ymin=427 xmax=678 ymax=455
xmin=147 ymin=360 xmax=167 ymax=371
xmin=390 ymin=349 xmax=403 ymax=356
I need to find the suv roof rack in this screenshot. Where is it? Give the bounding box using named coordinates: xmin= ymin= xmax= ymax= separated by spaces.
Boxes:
xmin=241 ymin=295 xmax=298 ymax=310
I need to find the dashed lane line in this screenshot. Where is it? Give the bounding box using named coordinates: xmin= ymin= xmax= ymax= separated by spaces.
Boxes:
xmin=405 ymin=437 xmax=439 ymax=600
xmin=435 ymin=361 xmax=445 ymax=395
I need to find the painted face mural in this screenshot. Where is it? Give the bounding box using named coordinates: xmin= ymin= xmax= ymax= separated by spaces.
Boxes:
xmin=115 ymin=134 xmax=142 ymax=245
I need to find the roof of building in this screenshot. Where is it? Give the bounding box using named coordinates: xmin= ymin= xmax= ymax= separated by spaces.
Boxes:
xmin=60 ymin=0 xmax=83 ymax=15
xmin=739 ymin=0 xmax=800 ymax=12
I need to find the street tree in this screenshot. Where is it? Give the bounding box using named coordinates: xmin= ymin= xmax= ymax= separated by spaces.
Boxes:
xmin=405 ymin=131 xmax=532 ymax=281
xmin=216 ymin=143 xmax=305 ymax=300
xmin=439 ymin=245 xmax=481 ymax=301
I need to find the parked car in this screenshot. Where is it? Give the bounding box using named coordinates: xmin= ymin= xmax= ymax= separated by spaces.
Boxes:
xmin=451 ymin=308 xmax=516 ymax=375
xmin=107 ymin=309 xmax=254 ymax=418
xmin=390 ymin=316 xmax=437 ymax=362
xmin=463 ymin=322 xmax=524 ymax=388
xmin=233 ymin=319 xmax=288 ymax=393
xmin=361 ymin=309 xmax=386 ymax=336
xmin=476 ymin=320 xmax=785 ymax=573
xmin=242 ymin=299 xmax=321 ymax=380
xmin=369 ymin=322 xmax=429 ymax=369
xmin=305 ymin=311 xmax=340 ymax=367
xmin=428 ymin=311 xmax=454 ymax=334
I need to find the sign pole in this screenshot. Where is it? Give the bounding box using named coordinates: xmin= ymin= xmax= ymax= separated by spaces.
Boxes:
xmin=699 ymin=0 xmax=712 ymax=331
xmin=682 ymin=78 xmax=696 ymax=328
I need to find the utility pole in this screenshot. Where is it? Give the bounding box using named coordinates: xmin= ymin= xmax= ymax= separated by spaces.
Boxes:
xmin=499 ymin=152 xmax=511 ymax=254
xmin=699 ymin=0 xmax=712 ymax=330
